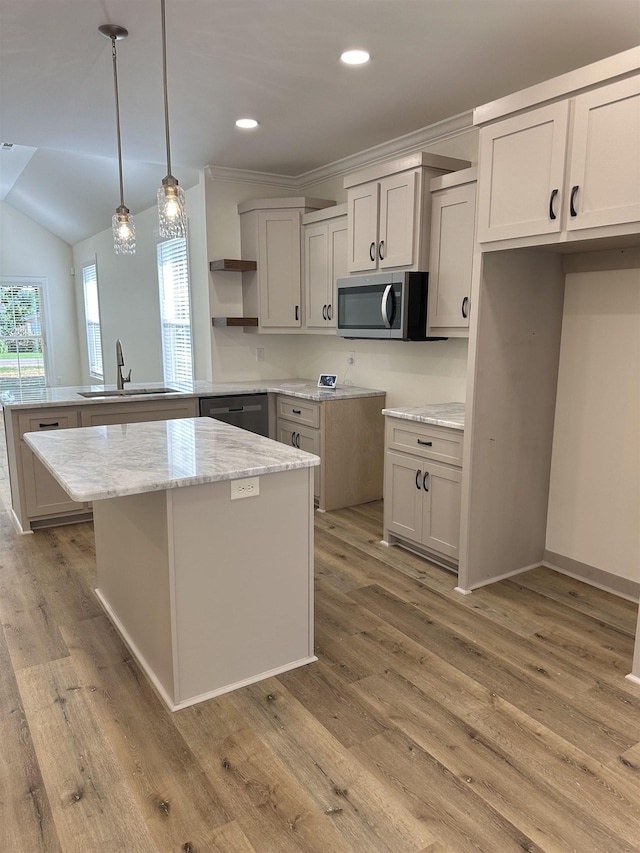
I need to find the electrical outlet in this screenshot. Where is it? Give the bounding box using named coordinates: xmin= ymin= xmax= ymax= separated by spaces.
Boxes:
xmin=347 ymin=351 xmax=355 ymax=365
xmin=231 ymin=476 xmax=260 ymax=500
xmin=256 ymin=347 xmax=265 ymax=362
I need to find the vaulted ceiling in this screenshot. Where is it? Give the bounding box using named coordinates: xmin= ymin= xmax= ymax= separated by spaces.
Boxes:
xmin=1 ymin=0 xmax=639 ymax=245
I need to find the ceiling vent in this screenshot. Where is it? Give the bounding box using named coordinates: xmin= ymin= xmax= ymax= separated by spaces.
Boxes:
xmin=2 ymin=143 xmax=15 ymax=151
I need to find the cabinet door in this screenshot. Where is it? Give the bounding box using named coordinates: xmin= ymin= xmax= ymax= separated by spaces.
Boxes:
xmin=257 ymin=209 xmax=302 ymax=327
xmin=327 ymin=216 xmax=348 ymax=327
xmin=428 ymin=182 xmax=476 ymax=333
xmin=384 ymin=450 xmax=424 ymax=543
xmin=347 ymin=181 xmax=379 ymax=272
xmin=18 ymin=409 xmax=84 ymax=518
xmin=421 ymin=461 xmax=462 ymax=560
xmin=304 ymin=222 xmax=330 ymax=329
xmin=567 ymin=76 xmax=640 ymax=231
xmin=476 ymin=101 xmax=569 ymax=242
xmin=378 ymin=170 xmax=417 ymax=268
xmin=276 ymin=419 xmax=321 ymax=499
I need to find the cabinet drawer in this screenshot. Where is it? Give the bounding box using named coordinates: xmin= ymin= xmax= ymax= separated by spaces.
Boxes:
xmin=276 ymin=395 xmax=320 ymax=429
xmin=18 ymin=408 xmax=80 ymax=440
xmin=386 ymin=418 xmax=463 ymax=466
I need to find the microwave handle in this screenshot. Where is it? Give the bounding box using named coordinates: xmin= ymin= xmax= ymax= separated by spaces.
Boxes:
xmin=381 ymin=284 xmax=393 ymax=329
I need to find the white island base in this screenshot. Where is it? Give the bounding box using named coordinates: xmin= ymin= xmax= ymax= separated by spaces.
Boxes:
xmin=93 ymin=467 xmax=316 ymax=711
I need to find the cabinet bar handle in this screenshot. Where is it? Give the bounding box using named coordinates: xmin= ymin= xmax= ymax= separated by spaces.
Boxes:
xmin=322 ymin=304 xmax=327 ymax=320
xmin=291 ymin=431 xmax=296 ymax=446
xmin=570 ymin=185 xmax=579 ymax=217
xmin=461 ymin=296 xmax=470 ymax=319
xmin=293 ymin=409 xmax=301 ymax=415
xmin=295 ymin=433 xmax=301 ymax=448
xmin=549 ymin=188 xmax=558 ymax=220
xmin=423 ymin=472 xmax=430 ymax=492
xmin=39 ymin=422 xmax=59 ymax=428
xmin=378 ymin=240 xmax=384 ymax=261
xmin=327 ymin=304 xmax=332 ymax=321
xmin=369 ymin=241 xmax=375 ymax=262
xmin=295 ymin=304 xmax=299 ymax=321
xmin=415 ymin=470 xmax=422 ymax=490
xmin=417 ymin=439 xmax=433 ymax=446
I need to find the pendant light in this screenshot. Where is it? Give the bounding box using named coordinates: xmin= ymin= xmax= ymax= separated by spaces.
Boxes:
xmin=99 ymin=24 xmax=136 ymax=254
xmin=157 ymin=0 xmax=186 ymax=238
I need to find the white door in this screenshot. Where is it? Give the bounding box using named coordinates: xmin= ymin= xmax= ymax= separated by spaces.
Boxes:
xmin=304 ymin=223 xmax=329 ymax=328
xmin=378 ymin=170 xmax=417 ymax=268
xmin=567 ymin=76 xmax=640 ymax=231
xmin=476 ymin=101 xmax=570 ymax=242
xmin=347 ymin=181 xmax=379 ymax=272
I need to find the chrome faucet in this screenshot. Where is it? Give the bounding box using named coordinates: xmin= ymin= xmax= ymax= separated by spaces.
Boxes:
xmin=115 ymin=338 xmax=131 ymax=389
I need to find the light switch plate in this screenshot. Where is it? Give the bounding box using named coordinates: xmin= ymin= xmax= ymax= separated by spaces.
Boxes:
xmin=230 ymin=476 xmax=260 ymax=499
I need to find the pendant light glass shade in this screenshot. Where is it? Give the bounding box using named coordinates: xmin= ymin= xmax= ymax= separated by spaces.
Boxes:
xmin=158 ymin=0 xmax=186 ymax=238
xmin=99 ymin=24 xmax=136 ymax=254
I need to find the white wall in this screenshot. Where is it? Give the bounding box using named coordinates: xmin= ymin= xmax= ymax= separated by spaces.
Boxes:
xmin=0 ymin=201 xmax=81 ymax=386
xmin=546 ymin=268 xmax=640 ymax=582
xmin=72 ymin=182 xmax=207 ymax=386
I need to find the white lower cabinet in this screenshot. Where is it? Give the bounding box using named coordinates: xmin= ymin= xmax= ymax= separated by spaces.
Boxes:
xmin=276 ymin=419 xmax=321 ymax=499
xmin=275 ymin=393 xmax=385 ymax=512
xmin=5 ymin=397 xmax=198 ymax=531
xmin=383 ymin=417 xmax=463 ymax=568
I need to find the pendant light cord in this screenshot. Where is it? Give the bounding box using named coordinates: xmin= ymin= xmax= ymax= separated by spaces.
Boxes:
xmin=110 ymin=36 xmax=126 ymax=210
xmin=161 ymin=0 xmax=173 ymax=179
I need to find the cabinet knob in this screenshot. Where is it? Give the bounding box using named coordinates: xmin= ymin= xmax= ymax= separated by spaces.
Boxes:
xmin=415 ymin=469 xmax=422 ymax=490
xmin=549 ymin=188 xmax=559 ymax=221
xmin=461 ymin=296 xmax=470 ymax=319
xmin=570 ymin=185 xmax=579 ymax=217
xmin=369 ymin=241 xmax=376 ymax=262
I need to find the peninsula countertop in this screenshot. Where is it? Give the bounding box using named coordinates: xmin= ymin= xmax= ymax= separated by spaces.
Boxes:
xmin=382 ymin=402 xmax=465 ymax=430
xmin=24 ymin=417 xmax=320 ymax=502
xmin=1 ymin=379 xmax=386 ymax=410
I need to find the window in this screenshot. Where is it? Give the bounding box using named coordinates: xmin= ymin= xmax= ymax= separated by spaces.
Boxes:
xmin=0 ymin=277 xmax=49 ymax=394
xmin=82 ymin=260 xmax=103 ymax=380
xmin=157 ymin=236 xmax=193 ymax=385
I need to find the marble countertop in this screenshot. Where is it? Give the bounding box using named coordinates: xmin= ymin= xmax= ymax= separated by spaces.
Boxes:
xmin=1 ymin=379 xmax=385 ymax=410
xmin=382 ymin=402 xmax=465 ymax=430
xmin=24 ymin=417 xmax=320 ymax=502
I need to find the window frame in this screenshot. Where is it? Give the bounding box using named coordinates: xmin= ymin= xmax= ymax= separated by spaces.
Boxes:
xmin=81 ymin=257 xmax=103 ymax=381
xmin=0 ymin=275 xmax=53 ymax=391
xmin=156 ymin=234 xmax=194 ymax=386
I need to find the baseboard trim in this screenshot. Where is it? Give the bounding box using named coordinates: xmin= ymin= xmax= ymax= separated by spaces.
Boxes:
xmin=458 ymin=561 xmax=543 ymax=594
xmin=625 ymin=673 xmax=640 ymax=688
xmin=543 ymin=550 xmax=639 ymax=602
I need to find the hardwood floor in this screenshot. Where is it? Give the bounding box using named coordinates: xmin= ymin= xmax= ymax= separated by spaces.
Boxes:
xmin=1 ymin=425 xmax=639 ymax=851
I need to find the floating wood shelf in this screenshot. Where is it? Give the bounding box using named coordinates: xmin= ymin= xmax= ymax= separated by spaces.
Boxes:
xmin=212 ymin=317 xmax=259 ymax=328
xmin=209 ymin=259 xmax=257 ymax=272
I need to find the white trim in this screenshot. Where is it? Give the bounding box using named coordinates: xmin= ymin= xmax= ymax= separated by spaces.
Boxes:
xmin=207 ymin=110 xmax=475 ymax=188
xmin=0 ymin=274 xmax=53 ymax=387
xmin=625 ymin=673 xmax=640 ymax=688
xmin=456 ymin=561 xmax=544 ymax=593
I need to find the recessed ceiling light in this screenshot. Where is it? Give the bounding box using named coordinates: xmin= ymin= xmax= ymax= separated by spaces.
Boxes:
xmin=340 ymin=49 xmax=370 ymax=65
xmin=236 ymin=118 xmax=259 ymax=129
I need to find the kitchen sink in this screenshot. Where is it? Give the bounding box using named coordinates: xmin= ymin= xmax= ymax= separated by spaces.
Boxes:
xmin=78 ymin=387 xmax=178 ymax=398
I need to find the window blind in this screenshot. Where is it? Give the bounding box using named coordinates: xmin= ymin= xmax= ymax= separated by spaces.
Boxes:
xmin=82 ymin=261 xmax=103 ymax=379
xmin=157 ymin=237 xmax=193 ymax=385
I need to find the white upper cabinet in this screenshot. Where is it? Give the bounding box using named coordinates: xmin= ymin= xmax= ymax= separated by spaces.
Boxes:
xmin=476 ymin=66 xmax=640 ymax=249
xmin=344 ymin=153 xmax=471 ymax=273
xmin=238 ymin=197 xmax=335 ymax=332
xmin=476 ymin=102 xmax=569 ymax=243
xmin=567 ymin=76 xmax=640 ymax=231
xmin=302 ymin=205 xmax=347 ymax=332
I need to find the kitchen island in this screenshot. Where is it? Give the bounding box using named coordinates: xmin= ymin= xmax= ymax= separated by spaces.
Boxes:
xmin=25 ymin=417 xmax=320 ymax=711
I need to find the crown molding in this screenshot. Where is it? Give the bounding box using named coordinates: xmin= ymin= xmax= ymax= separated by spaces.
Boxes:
xmin=207 ymin=110 xmax=474 ymax=189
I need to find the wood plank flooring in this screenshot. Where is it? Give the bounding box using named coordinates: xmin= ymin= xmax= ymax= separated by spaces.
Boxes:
xmin=0 ymin=432 xmax=639 ymax=850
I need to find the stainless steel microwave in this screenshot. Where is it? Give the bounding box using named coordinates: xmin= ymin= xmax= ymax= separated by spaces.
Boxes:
xmin=336 ymin=271 xmax=443 ymax=340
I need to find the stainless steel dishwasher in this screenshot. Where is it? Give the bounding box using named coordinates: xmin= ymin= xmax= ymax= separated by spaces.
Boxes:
xmin=199 ymin=393 xmax=269 ymax=437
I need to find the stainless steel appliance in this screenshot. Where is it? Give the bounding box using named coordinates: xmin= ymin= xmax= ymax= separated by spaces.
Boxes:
xmin=199 ymin=393 xmax=269 ymax=437
xmin=336 ymin=271 xmax=444 ymax=341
